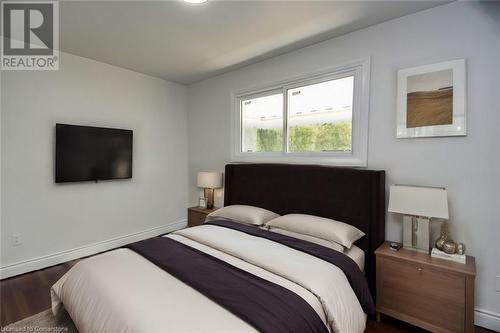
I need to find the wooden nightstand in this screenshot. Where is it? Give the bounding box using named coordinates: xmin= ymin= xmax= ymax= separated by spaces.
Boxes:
xmin=375 ymin=241 xmax=476 ymax=333
xmin=187 ymin=206 xmax=216 ymax=227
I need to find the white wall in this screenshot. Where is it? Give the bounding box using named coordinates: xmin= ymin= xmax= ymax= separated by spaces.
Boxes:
xmin=1 ymin=52 xmax=189 ymax=274
xmin=187 ymin=1 xmax=500 ymax=327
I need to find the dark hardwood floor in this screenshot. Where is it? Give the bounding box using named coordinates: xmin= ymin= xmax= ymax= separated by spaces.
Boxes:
xmin=0 ymin=259 xmax=495 ymax=332
xmin=1 ymin=259 xmax=80 ymax=326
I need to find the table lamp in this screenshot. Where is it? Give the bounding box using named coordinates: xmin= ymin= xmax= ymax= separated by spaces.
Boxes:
xmin=388 ymin=185 xmax=449 ymax=253
xmin=197 ymin=172 xmax=222 ymax=209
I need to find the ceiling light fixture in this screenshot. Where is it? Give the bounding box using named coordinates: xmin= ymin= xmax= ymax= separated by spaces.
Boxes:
xmin=183 ymin=0 xmax=208 ymax=4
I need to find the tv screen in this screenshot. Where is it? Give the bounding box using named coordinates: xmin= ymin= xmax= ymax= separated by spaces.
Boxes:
xmin=55 ymin=124 xmax=133 ymax=183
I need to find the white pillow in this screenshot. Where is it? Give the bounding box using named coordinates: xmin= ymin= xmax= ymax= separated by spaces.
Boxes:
xmin=265 ymin=214 xmax=365 ymax=248
xmin=266 ymin=227 xmax=345 ymax=252
xmin=207 ymin=205 xmax=279 ymax=226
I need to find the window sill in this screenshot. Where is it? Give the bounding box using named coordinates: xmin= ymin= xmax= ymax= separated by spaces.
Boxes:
xmin=230 ymin=154 xmax=367 ymax=167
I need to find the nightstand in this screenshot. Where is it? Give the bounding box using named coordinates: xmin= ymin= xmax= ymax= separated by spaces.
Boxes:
xmin=187 ymin=206 xmax=216 ymax=227
xmin=375 ymin=241 xmax=476 ymax=333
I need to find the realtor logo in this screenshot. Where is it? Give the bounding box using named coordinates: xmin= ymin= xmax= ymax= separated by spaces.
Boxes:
xmin=1 ymin=1 xmax=59 ymax=70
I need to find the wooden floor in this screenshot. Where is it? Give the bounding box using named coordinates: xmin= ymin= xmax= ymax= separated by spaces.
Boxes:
xmin=0 ymin=259 xmax=495 ymax=333
xmin=1 ymin=259 xmax=81 ymax=326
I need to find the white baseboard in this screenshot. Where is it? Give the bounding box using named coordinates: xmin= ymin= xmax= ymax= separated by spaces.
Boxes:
xmin=0 ymin=219 xmax=187 ymax=280
xmin=475 ymin=308 xmax=500 ymax=332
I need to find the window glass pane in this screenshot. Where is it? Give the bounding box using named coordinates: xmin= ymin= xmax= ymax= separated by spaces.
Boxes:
xmin=241 ymin=92 xmax=283 ymax=153
xmin=287 ymin=76 xmax=353 ymax=152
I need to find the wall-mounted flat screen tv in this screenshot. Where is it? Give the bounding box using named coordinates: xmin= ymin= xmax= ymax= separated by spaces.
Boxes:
xmin=55 ymin=124 xmax=133 ymax=183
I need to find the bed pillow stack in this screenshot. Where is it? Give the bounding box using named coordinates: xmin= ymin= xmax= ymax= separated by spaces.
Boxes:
xmin=206 ymin=207 xmax=365 ymax=252
xmin=265 ymin=213 xmax=365 ymax=250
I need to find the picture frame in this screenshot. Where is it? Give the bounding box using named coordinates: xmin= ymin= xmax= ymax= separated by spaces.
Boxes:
xmin=396 ymin=59 xmax=466 ymax=138
xmin=198 ymin=197 xmax=207 ymax=209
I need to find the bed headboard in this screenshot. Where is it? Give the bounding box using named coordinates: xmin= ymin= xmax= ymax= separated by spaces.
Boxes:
xmin=223 ymin=163 xmax=385 ymax=296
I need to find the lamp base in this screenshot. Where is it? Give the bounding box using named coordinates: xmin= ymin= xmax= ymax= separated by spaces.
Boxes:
xmin=204 ymin=188 xmax=214 ymax=209
xmin=402 ymin=215 xmax=430 ymax=254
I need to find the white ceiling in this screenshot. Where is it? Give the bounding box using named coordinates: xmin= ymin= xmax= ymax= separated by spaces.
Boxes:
xmin=60 ymin=1 xmax=448 ymax=84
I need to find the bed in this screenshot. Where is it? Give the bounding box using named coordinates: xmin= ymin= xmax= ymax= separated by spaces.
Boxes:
xmin=51 ymin=163 xmax=385 ymax=333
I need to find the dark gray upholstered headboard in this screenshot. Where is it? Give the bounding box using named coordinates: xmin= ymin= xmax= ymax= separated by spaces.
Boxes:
xmin=223 ymin=163 xmax=385 ymax=296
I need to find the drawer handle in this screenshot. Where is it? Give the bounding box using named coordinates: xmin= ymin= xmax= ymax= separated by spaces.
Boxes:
xmin=417 ymin=267 xmax=423 ymax=272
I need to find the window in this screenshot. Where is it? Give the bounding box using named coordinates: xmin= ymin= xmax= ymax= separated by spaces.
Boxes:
xmin=232 ymin=59 xmax=370 ymax=166
xmin=287 ymin=76 xmax=354 ymax=153
xmin=241 ymin=91 xmax=283 ymax=153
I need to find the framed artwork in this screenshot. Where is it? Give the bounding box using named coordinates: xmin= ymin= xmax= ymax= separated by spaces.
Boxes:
xmin=397 ymin=59 xmax=466 ymax=138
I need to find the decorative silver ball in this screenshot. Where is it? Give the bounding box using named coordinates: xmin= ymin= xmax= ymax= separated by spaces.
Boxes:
xmin=442 ymin=240 xmax=457 ymax=254
xmin=435 ymin=236 xmax=447 ymax=251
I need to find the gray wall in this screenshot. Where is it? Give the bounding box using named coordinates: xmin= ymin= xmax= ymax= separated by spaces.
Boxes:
xmin=187 ymin=2 xmax=500 ymax=321
xmin=1 ymin=52 xmax=189 ymax=267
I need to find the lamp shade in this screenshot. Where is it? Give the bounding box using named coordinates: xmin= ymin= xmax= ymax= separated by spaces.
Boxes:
xmin=388 ymin=185 xmax=449 ymax=219
xmin=197 ymin=172 xmax=222 ymax=189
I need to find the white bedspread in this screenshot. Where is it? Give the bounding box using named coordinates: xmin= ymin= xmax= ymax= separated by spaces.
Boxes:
xmin=51 ymin=224 xmax=366 ymax=333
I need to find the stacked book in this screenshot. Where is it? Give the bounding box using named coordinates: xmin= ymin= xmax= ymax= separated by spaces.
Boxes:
xmin=431 ymin=248 xmax=466 ymax=264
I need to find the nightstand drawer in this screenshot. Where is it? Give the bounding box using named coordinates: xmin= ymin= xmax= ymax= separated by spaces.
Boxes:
xmin=378 ymin=256 xmax=465 ymax=332
xmin=188 ymin=210 xmax=207 ymax=227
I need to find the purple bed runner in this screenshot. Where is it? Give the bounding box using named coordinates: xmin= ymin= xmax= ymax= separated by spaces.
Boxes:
xmin=127 ymin=236 xmax=328 ymax=333
xmin=205 ymin=219 xmax=376 ymax=315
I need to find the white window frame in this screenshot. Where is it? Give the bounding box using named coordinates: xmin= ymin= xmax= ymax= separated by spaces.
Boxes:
xmin=231 ymin=57 xmax=370 ymax=167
